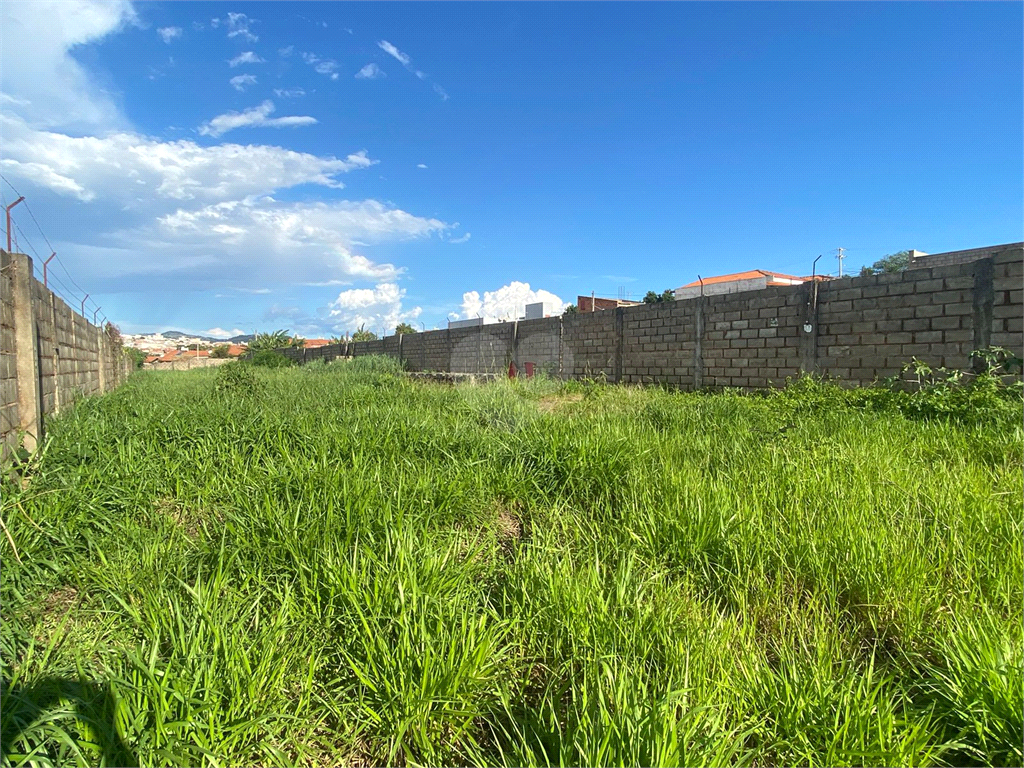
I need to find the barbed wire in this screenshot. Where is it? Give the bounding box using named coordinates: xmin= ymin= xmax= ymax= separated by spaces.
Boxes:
xmin=1 ymin=173 xmax=105 ymax=324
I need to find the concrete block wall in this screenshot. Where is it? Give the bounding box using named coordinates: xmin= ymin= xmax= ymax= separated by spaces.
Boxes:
xmin=992 ymin=248 xmax=1023 ymax=353
xmin=515 ymin=317 xmax=561 ymax=375
xmin=1 ymin=253 xmax=19 ymax=459
xmin=564 ymin=308 xmax=617 ymax=379
xmin=267 ymin=244 xmax=1022 ymax=392
xmin=621 ymin=300 xmax=699 ymax=386
xmin=2 ymin=250 xmax=132 ymax=462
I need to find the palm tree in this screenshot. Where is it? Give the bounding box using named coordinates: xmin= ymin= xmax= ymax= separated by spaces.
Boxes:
xmin=247 ymin=329 xmax=292 ymax=352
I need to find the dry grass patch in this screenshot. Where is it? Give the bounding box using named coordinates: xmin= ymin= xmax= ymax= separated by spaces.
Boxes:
xmin=536 ymin=393 xmax=583 ymax=414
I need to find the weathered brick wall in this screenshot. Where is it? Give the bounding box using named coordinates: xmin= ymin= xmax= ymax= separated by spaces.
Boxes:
xmin=269 ymin=245 xmax=1023 ymax=391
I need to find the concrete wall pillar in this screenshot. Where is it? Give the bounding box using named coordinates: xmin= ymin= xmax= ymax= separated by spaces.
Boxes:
xmin=693 ymin=298 xmax=705 ymax=389
xmin=10 ymin=251 xmax=42 ymax=451
xmin=97 ymin=329 xmax=107 ymax=393
xmin=799 ymin=281 xmax=819 ymax=375
xmin=614 ymin=307 xmax=624 ymax=384
xmin=971 ymin=257 xmax=994 ymax=371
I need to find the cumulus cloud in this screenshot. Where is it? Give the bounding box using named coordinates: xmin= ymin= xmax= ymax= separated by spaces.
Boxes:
xmin=157 ymin=26 xmax=181 ymax=43
xmin=273 ymin=87 xmax=305 ymax=98
xmin=457 ymin=282 xmax=566 ymax=323
xmin=378 ymin=40 xmax=410 ymax=65
xmin=0 ymin=0 xmax=137 ymax=130
xmin=229 ymin=74 xmax=257 ymax=91
xmin=0 ymin=0 xmax=460 ymax=325
xmin=1 ymin=114 xmax=373 ymax=203
xmin=355 ymin=63 xmax=385 ymax=80
xmin=198 ymin=100 xmax=316 ymax=137
xmin=328 ymin=282 xmax=421 ymax=334
xmin=416 ymin=163 xmax=428 ymax=169
xmin=228 ymin=51 xmax=264 ymax=67
xmin=48 ymin=197 xmax=449 ymax=293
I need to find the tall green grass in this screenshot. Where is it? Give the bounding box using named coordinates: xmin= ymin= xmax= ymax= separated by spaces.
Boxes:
xmin=2 ymin=359 xmax=1021 ymax=766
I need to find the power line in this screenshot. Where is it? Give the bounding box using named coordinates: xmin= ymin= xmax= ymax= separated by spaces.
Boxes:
xmin=0 ymin=175 xmax=106 ymax=324
xmin=3 ymin=175 xmax=96 ymax=302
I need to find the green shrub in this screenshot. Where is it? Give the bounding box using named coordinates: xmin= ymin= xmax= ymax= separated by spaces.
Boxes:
xmin=213 ymin=360 xmax=265 ymax=398
xmin=250 ymin=350 xmax=296 ymax=368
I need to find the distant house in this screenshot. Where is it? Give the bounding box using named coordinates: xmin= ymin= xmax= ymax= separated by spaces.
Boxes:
xmin=144 ymin=355 xmax=159 ymax=364
xmin=226 ymin=344 xmax=247 ymax=357
xmin=577 ymin=296 xmax=642 ymax=313
xmin=303 ymin=338 xmax=331 ymax=349
xmin=180 ymin=349 xmax=209 ymax=358
xmin=674 ymin=270 xmax=826 ymax=300
xmin=157 ymin=350 xmax=179 ymax=363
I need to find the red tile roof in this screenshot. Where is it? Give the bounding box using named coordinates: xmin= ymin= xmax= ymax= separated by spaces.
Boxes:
xmin=145 ymin=355 xmax=159 ymax=364
xmin=226 ymin=344 xmax=246 ymax=356
xmin=158 ymin=350 xmax=179 ymax=362
xmin=180 ymin=349 xmax=210 ymax=358
xmin=679 ymin=270 xmax=808 ymax=288
xmin=303 ymin=338 xmax=331 ymax=348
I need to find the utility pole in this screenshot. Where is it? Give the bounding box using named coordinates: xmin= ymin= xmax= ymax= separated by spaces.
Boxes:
xmin=836 ymin=247 xmax=846 ymax=278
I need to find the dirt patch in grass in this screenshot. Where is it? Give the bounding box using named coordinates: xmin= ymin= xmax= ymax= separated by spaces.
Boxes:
xmin=152 ymin=497 xmax=217 ymax=538
xmin=536 ymin=393 xmax=583 ymax=414
xmin=42 ymin=585 xmax=80 ymax=618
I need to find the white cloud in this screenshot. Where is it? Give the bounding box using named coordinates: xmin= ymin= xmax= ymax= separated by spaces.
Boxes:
xmin=203 ymin=327 xmax=246 ymax=338
xmin=416 ymin=163 xmax=428 ymax=169
xmin=273 ymin=88 xmax=306 ymax=98
xmin=378 ymin=40 xmax=410 ymax=65
xmin=229 ymin=74 xmax=257 ymax=92
xmin=1 ymin=114 xmax=372 ymax=203
xmin=278 ymin=45 xmax=294 ymax=56
xmin=0 ymin=1 xmax=462 ymax=323
xmin=458 ymin=282 xmax=566 ymax=323
xmin=198 ymin=101 xmax=316 ymax=137
xmin=450 ymin=232 xmax=470 ymax=244
xmin=0 ymin=0 xmax=137 ymax=130
xmin=355 ymin=63 xmax=385 ymax=80
xmin=301 ymin=52 xmax=339 ymax=80
xmin=228 ymin=51 xmax=264 ymax=67
xmin=328 ymin=282 xmax=421 ymax=334
xmin=226 ymin=12 xmax=257 ymax=42
xmin=210 ymin=17 xmax=220 ymax=28
xmin=373 ymin=39 xmax=448 ymax=100
xmin=157 ymin=26 xmax=182 ymax=43
xmin=47 ymin=198 xmax=448 ymax=293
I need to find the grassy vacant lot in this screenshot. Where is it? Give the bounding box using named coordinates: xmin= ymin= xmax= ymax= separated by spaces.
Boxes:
xmin=2 ymin=358 xmax=1021 ymax=767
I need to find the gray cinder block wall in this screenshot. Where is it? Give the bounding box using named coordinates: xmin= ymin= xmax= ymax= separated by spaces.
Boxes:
xmin=2 ymin=250 xmax=132 ymax=461
xmin=268 ymin=244 xmax=1023 ymax=389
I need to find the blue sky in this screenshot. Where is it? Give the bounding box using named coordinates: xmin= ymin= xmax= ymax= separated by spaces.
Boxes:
xmin=1 ymin=1 xmax=1021 ymax=338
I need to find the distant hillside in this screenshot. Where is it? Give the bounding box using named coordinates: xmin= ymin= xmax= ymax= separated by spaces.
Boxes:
xmin=146 ymin=331 xmax=253 ymax=343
